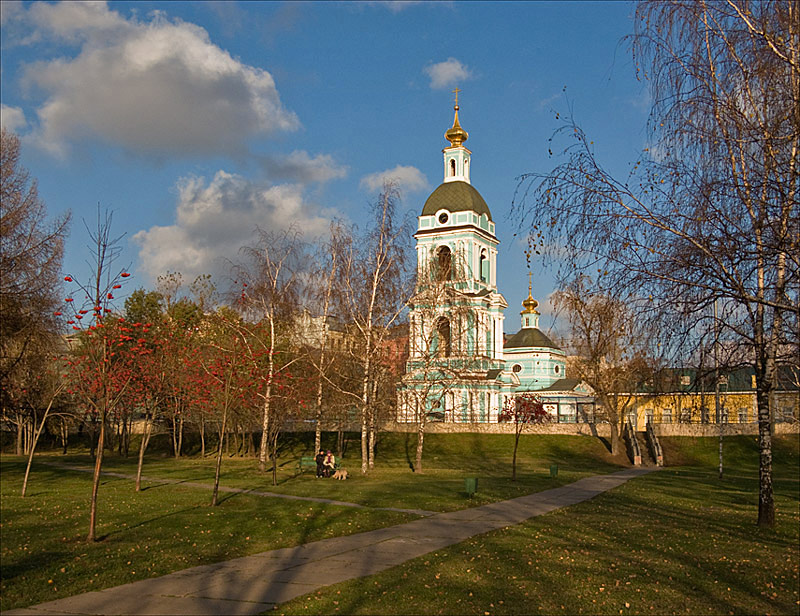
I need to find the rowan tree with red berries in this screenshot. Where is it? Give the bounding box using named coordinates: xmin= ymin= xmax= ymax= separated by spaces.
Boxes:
xmin=499 ymin=393 xmax=551 ymax=480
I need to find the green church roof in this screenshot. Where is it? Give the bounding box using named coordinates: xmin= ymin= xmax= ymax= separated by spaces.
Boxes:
xmin=421 ymin=181 xmax=493 ymax=222
xmin=504 ymin=328 xmax=560 ymax=350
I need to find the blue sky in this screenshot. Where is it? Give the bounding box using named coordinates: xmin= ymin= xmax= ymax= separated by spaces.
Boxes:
xmin=1 ymin=1 xmax=649 ymax=336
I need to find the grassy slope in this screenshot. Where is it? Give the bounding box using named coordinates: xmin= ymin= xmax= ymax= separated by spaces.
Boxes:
xmin=277 ymin=434 xmax=800 ymax=616
xmin=0 ymin=432 xmax=621 ymax=611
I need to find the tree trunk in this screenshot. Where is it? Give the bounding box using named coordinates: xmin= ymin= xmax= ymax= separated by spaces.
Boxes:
xmin=135 ymin=415 xmax=153 ymax=492
xmin=415 ymin=415 xmax=426 ymax=474
xmin=512 ymin=428 xmax=521 ymax=481
xmin=15 ymin=413 xmax=23 ymax=456
xmin=89 ymin=418 xmax=97 ymax=458
xmin=258 ymin=315 xmax=276 ymax=473
xmin=21 ymin=403 xmax=57 ymax=497
xmin=88 ymin=407 xmax=107 ymax=542
xmin=271 ymin=431 xmax=278 ymax=487
xmin=211 ymin=410 xmax=228 ymax=507
xmin=610 ymin=422 xmax=620 ymax=456
xmin=60 ymin=417 xmax=69 ymax=454
xmin=200 ymin=416 xmax=206 ymax=458
xmin=171 ymin=414 xmax=178 ymax=458
xmin=368 ymin=408 xmax=376 ymax=470
xmin=337 ymin=428 xmax=344 ymax=458
xmin=755 ymin=382 xmax=775 ymax=527
xmin=177 ymin=416 xmax=184 ymax=457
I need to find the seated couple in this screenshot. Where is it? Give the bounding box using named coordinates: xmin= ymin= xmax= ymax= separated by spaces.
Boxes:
xmin=315 ymin=449 xmax=336 ymax=478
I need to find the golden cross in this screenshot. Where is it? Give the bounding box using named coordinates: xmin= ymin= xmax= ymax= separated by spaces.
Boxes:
xmin=452 ymin=87 xmax=460 ymax=107
xmin=528 ymin=271 xmax=533 ymax=292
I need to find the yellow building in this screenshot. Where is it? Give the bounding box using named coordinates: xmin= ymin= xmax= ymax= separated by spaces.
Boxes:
xmin=625 ymin=366 xmax=799 ymax=429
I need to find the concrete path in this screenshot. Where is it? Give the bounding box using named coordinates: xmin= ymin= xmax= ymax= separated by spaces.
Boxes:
xmin=6 ymin=467 xmax=654 ymax=616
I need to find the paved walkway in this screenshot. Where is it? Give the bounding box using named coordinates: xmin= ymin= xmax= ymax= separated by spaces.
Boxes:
xmin=7 ymin=467 xmax=655 ymax=616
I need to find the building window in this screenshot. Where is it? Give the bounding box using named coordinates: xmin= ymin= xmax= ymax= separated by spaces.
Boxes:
xmin=438 ymin=212 xmax=449 ymax=224
xmin=512 ymin=364 xmax=522 ymax=373
xmin=554 ymin=365 xmax=560 ymax=375
xmin=479 ymin=250 xmax=488 ymax=283
xmin=681 ymin=375 xmax=691 ymax=386
xmin=436 ymin=246 xmax=452 ymax=281
xmin=435 ymin=317 xmax=451 ymax=358
xmin=662 ymin=408 xmax=673 ymax=424
xmin=645 ymin=408 xmax=654 ymax=425
xmin=738 ymin=407 xmax=748 ymax=423
xmin=450 ymin=159 xmax=456 ymax=176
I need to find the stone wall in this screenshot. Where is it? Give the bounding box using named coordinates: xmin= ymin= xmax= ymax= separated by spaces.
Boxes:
xmin=654 ymin=422 xmax=799 ymax=437
xmin=383 ymin=421 xmax=611 ymax=437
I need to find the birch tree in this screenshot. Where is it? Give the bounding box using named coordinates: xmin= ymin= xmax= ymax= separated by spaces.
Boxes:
xmin=514 ymin=0 xmax=799 ymax=526
xmin=339 ymin=184 xmax=411 ymax=474
xmin=234 ymin=228 xmax=303 ymax=473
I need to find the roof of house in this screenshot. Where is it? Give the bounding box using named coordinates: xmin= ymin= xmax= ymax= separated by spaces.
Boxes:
xmin=421 ymin=181 xmax=493 ymax=221
xmin=504 ymin=327 xmax=560 ymax=350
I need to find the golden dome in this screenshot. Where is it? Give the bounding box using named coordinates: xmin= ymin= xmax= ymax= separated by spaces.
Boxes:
xmin=521 ymin=291 xmax=539 ymax=314
xmin=521 ymin=273 xmax=539 ymax=314
xmin=445 ymin=105 xmax=468 ymax=148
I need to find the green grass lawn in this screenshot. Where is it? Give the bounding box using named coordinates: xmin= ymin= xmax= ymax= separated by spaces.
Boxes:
xmin=2 ymin=432 xmax=797 ymax=614
xmin=88 ymin=432 xmax=628 ymax=511
xmin=0 ymin=431 xmax=622 ymax=611
xmin=276 ymin=434 xmax=800 ymax=615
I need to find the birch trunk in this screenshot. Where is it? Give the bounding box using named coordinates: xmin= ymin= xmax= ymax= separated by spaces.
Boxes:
xmin=258 ymin=315 xmax=275 ymax=472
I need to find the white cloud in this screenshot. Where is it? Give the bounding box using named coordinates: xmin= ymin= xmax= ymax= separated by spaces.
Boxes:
xmin=133 ymin=171 xmax=334 ymax=284
xmin=1 ymin=105 xmax=27 ymax=133
xmin=360 ymin=165 xmax=429 ymax=194
xmin=26 ymin=1 xmax=128 ymax=42
xmin=0 ymin=1 xmax=24 ymax=26
xmin=424 ymin=57 xmax=473 ymax=90
xmin=20 ymin=2 xmax=299 ymax=157
xmin=261 ymin=150 xmax=348 ymax=184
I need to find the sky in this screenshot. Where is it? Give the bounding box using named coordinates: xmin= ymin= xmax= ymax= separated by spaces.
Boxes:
xmin=1 ymin=0 xmax=650 ymax=337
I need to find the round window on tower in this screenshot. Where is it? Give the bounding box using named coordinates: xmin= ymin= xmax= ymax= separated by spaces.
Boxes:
xmin=438 ymin=212 xmax=449 ymax=224
xmin=555 ymin=365 xmax=561 ymax=374
xmin=512 ymin=364 xmax=522 ymax=373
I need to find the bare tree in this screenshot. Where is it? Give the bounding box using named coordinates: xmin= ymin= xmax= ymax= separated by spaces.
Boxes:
xmin=306 ymin=222 xmax=346 ymax=453
xmin=62 ymin=207 xmax=134 ymax=541
xmin=338 ymin=183 xmax=411 ymax=474
xmin=401 ymin=248 xmax=476 ymax=473
xmin=553 ymin=276 xmax=657 ymax=455
xmin=20 ymin=367 xmax=67 ymax=497
xmin=234 ymin=228 xmax=304 ymax=473
xmin=1 ymin=128 xmax=70 ymax=439
xmin=515 ymin=0 xmax=798 ymax=526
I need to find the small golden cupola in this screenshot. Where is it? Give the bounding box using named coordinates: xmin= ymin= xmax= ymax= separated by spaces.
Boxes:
xmin=442 ymin=88 xmax=472 ymax=184
xmin=520 ymin=273 xmax=540 ymax=329
xmin=445 ymin=104 xmax=469 ymax=147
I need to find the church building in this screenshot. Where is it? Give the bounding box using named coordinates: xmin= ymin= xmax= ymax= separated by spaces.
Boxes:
xmin=396 ymin=100 xmax=593 ymax=424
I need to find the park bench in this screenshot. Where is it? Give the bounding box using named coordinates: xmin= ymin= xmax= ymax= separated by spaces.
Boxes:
xmin=297 ymin=456 xmax=342 ymax=475
xmin=297 ymin=456 xmax=316 ymax=473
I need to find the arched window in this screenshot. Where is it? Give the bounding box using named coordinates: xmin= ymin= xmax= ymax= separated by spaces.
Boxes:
xmin=479 ymin=250 xmax=488 ymax=283
xmin=436 ymin=246 xmax=452 ymax=281
xmin=436 ymin=317 xmax=451 ymax=357
xmin=450 ymin=159 xmax=456 ymax=176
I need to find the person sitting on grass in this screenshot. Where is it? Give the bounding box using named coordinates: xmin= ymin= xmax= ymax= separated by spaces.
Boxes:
xmin=315 ymin=449 xmax=325 ymax=478
xmin=323 ymin=450 xmax=336 ymax=477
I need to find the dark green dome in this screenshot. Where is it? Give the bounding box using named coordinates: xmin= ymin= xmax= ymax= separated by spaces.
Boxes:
xmin=421 ymin=181 xmax=492 ymax=222
xmin=504 ymin=328 xmax=560 ymax=350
